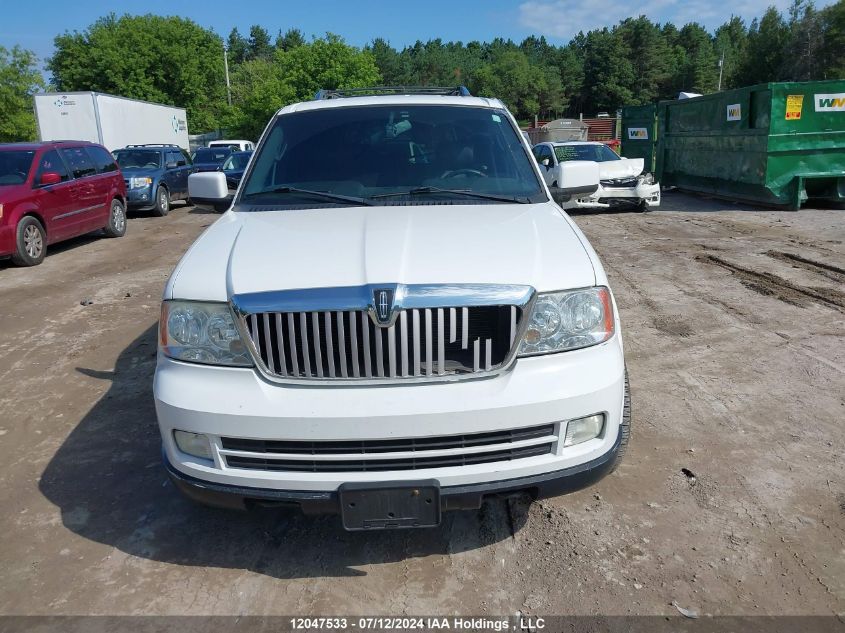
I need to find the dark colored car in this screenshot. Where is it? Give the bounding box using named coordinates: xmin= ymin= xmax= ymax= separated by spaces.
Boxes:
xmin=0 ymin=141 xmax=127 ymax=266
xmin=219 ymin=151 xmax=253 ymax=189
xmin=192 ymin=147 xmax=233 ymax=173
xmin=113 ymin=145 xmax=193 ymax=216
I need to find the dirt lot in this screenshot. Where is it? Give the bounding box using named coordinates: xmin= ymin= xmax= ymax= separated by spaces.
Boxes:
xmin=0 ymin=193 xmax=843 ymax=617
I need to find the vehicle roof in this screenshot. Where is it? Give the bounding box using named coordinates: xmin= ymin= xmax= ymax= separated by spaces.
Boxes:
xmin=277 ymin=94 xmax=506 ymax=116
xmin=0 ymin=140 xmax=99 ymax=151
xmin=209 ymin=139 xmax=251 ymax=143
xmin=547 ymin=141 xmax=605 ymax=146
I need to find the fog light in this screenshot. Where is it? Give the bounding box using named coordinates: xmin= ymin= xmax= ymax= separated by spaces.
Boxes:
xmin=174 ymin=430 xmax=213 ymax=459
xmin=563 ymin=414 xmax=604 ymax=447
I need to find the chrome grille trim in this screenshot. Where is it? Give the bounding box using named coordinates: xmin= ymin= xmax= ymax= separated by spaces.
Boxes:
xmin=225 ymin=443 xmax=553 ymax=472
xmin=219 ymin=423 xmax=557 ymax=473
xmin=311 ymin=312 xmax=323 ymax=378
xmin=262 ymin=313 xmax=275 ymax=374
xmin=412 ymin=310 xmax=421 ymax=377
xmin=351 ymin=311 xmax=361 ymax=378
xmin=287 ymin=313 xmax=299 ymax=376
xmin=232 ymin=284 xmax=535 ymax=385
xmin=275 ymin=313 xmax=287 ymax=376
xmin=399 ymin=311 xmax=408 ymax=377
xmin=436 ymin=308 xmax=445 ymax=376
xmin=324 ymin=313 xmax=335 ymax=377
xmin=337 ymin=311 xmax=348 ymax=378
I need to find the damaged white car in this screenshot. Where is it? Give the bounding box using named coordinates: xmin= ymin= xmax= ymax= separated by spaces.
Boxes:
xmin=533 ymin=141 xmax=660 ymax=211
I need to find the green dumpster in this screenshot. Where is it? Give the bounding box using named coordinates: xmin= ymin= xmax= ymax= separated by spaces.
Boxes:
xmin=655 ymin=80 xmax=845 ymax=209
xmin=621 ymin=104 xmax=657 ymax=172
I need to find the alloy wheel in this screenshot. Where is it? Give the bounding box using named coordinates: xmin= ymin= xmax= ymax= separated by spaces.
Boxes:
xmin=24 ymin=225 xmax=43 ymax=258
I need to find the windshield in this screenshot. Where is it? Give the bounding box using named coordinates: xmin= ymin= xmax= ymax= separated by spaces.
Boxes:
xmin=240 ymin=104 xmax=545 ymax=207
xmin=554 ymin=144 xmax=620 ymax=163
xmin=223 ymin=152 xmax=251 ymax=171
xmin=114 ymin=150 xmax=161 ymax=169
xmin=194 ymin=148 xmax=231 ymax=164
xmin=0 ymin=150 xmax=36 ymax=186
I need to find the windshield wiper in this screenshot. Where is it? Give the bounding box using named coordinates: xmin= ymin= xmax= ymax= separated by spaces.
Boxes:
xmin=247 ymin=186 xmax=374 ymax=206
xmin=370 ymin=186 xmax=529 ymax=204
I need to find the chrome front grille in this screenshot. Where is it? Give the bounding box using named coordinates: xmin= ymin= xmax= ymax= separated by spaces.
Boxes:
xmin=600 ymin=176 xmax=638 ymax=188
xmin=220 ymin=423 xmax=557 ymax=473
xmin=244 ymin=304 xmax=521 ymax=380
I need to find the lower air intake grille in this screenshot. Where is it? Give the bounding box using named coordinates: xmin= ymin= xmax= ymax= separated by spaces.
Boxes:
xmin=225 ymin=443 xmax=554 ymax=473
xmin=220 ymin=423 xmax=557 ymax=473
xmin=221 ymin=424 xmax=554 ymax=455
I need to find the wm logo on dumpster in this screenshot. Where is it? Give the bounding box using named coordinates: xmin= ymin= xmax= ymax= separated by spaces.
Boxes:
xmin=726 ymin=104 xmax=742 ymax=121
xmin=815 ymin=93 xmax=845 ymax=111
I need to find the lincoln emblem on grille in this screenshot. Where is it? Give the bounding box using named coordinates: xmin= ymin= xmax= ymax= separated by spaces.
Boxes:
xmin=373 ymin=288 xmax=395 ymax=325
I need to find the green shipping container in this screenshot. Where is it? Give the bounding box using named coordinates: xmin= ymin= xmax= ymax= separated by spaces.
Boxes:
xmin=621 ymin=104 xmax=657 ymax=172
xmin=655 ymin=80 xmax=845 ymax=209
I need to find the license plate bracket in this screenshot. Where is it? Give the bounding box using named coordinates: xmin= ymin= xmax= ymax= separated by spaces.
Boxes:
xmin=339 ymin=480 xmax=441 ymax=530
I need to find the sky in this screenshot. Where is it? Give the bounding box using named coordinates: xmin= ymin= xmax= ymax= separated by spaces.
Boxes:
xmin=0 ymin=0 xmax=836 ymax=69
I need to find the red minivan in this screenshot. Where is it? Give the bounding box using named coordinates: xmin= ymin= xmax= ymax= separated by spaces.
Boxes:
xmin=0 ymin=141 xmax=127 ymax=266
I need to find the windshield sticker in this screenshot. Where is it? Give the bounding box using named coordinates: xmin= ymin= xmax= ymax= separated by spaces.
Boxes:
xmin=491 ymin=114 xmax=502 ymax=123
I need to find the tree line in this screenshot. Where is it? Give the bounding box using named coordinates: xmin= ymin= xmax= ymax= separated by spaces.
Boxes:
xmin=1 ymin=1 xmax=843 ymax=142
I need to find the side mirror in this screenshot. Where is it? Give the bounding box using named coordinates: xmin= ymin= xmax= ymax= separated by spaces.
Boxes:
xmin=177 ymin=160 xmax=186 ymax=167
xmin=166 ymin=161 xmax=178 ymax=169
xmin=188 ymin=171 xmax=232 ymax=212
xmin=540 ymin=158 xmax=550 ymax=168
xmin=40 ymin=172 xmax=62 ymax=186
xmin=548 ymin=161 xmax=600 ymax=205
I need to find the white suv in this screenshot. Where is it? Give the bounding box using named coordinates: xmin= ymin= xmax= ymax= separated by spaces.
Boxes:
xmin=156 ymin=87 xmax=630 ymax=530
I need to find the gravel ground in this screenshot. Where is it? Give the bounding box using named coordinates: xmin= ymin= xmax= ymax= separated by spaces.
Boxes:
xmin=0 ymin=193 xmax=842 ymax=617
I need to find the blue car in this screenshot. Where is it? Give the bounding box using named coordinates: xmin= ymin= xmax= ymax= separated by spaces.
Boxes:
xmin=220 ymin=150 xmax=253 ymax=189
xmin=192 ymin=147 xmax=233 ymax=173
xmin=113 ymin=145 xmax=193 ymax=216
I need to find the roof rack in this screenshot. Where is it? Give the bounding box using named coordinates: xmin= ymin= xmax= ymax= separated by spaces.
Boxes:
xmin=313 ymin=86 xmax=471 ymax=100
xmin=125 ymin=143 xmax=181 ymax=148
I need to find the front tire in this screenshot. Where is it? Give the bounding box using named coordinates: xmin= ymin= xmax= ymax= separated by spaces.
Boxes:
xmin=153 ymin=186 xmax=170 ymax=217
xmin=103 ymin=199 xmax=126 ymax=238
xmin=11 ymin=216 xmax=46 ymax=266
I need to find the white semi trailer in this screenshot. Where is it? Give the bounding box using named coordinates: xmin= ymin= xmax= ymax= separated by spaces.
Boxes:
xmin=34 ymin=92 xmax=190 ymax=152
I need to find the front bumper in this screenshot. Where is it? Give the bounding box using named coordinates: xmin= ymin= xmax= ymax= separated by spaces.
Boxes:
xmin=0 ymin=223 xmax=14 ymax=257
xmin=126 ymin=186 xmax=156 ymax=210
xmin=563 ymin=181 xmax=661 ymax=209
xmin=155 ymin=336 xmax=626 ymax=496
xmin=164 ymin=427 xmax=623 ymax=512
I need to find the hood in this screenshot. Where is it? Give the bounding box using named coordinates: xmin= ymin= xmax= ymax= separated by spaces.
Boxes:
xmin=120 ymin=166 xmax=161 ymax=178
xmin=0 ymin=184 xmax=30 ymax=201
xmin=167 ymin=203 xmax=597 ymax=302
xmin=597 ymin=158 xmax=644 ymax=179
xmin=193 ymin=163 xmax=223 ymax=172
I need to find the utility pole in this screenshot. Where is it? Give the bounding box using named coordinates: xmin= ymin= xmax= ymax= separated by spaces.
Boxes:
xmin=717 ymin=50 xmax=725 ymax=92
xmin=223 ymin=45 xmax=232 ymax=107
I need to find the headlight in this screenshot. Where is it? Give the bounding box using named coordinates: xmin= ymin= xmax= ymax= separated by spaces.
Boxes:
xmin=129 ymin=177 xmax=152 ymax=189
xmin=639 ymin=172 xmax=654 ymax=185
xmin=159 ymin=300 xmax=252 ymax=366
xmin=518 ymin=287 xmax=614 ymax=356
